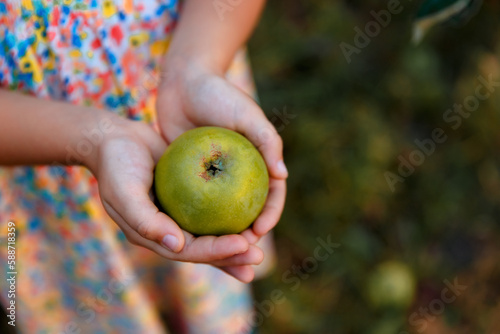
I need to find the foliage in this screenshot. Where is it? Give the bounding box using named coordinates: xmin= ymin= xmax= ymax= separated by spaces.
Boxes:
xmin=249 ymin=1 xmax=500 ymax=333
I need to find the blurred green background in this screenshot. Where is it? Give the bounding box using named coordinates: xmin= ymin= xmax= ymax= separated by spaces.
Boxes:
xmin=248 ymin=1 xmax=500 ymax=333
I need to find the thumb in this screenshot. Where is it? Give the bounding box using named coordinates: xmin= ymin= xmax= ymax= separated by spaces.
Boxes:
xmin=103 ymin=186 xmax=186 ymax=253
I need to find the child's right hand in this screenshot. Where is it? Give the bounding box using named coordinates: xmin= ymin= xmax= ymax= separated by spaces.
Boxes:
xmin=85 ymin=115 xmax=264 ymax=283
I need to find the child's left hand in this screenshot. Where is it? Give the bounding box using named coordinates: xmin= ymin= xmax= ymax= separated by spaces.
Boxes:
xmin=89 ymin=118 xmax=265 ymax=283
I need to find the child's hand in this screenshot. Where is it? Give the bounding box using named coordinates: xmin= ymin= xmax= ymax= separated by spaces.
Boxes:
xmin=156 ymin=58 xmax=288 ymax=246
xmin=84 ymin=117 xmax=264 ymax=282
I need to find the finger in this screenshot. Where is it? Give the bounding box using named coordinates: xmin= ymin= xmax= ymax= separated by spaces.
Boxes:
xmin=179 ymin=233 xmax=250 ymax=262
xmin=161 ymin=122 xmax=195 ymax=145
xmin=253 ymin=178 xmax=287 ymax=236
xmin=104 ymin=195 xmax=185 ymax=252
xmin=155 ymin=86 xmax=197 ymax=144
xmin=211 ymin=244 xmax=264 ymax=267
xmin=219 ymin=265 xmax=255 ymax=283
xmin=234 ymin=103 xmax=288 ymax=180
xmin=103 ymin=170 xmax=185 ymax=252
xmin=241 ymin=228 xmax=261 ymax=244
xmin=110 ymin=213 xmax=252 ymax=264
xmin=145 ymin=132 xmax=167 ymax=162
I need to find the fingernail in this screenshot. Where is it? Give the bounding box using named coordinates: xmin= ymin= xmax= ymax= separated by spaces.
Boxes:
xmin=162 ymin=234 xmax=178 ymax=252
xmin=277 ymin=160 xmax=288 ymax=176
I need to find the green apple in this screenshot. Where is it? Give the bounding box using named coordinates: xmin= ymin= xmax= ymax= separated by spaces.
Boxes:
xmin=154 ymin=127 xmax=269 ymax=235
xmin=366 ymin=261 xmax=416 ymax=309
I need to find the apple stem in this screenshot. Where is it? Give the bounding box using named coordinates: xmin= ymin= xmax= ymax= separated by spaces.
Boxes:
xmin=207 ymin=163 xmax=222 ymax=176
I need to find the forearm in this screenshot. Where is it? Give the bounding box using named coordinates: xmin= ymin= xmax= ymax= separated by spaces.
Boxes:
xmin=163 ymin=0 xmax=266 ymax=73
xmin=0 ymin=89 xmax=121 ymax=170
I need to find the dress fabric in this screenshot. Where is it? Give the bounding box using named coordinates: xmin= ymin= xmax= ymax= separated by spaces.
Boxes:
xmin=0 ymin=1 xmax=260 ymax=333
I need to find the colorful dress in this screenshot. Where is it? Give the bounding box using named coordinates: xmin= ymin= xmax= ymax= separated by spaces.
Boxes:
xmin=0 ymin=1 xmax=265 ymax=333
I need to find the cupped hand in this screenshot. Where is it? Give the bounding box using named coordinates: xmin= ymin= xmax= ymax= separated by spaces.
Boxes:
xmin=84 ymin=116 xmax=264 ymax=282
xmin=156 ymin=57 xmax=288 ymax=248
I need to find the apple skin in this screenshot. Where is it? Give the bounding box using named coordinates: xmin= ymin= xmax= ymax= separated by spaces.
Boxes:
xmin=154 ymin=127 xmax=269 ymax=235
xmin=366 ymin=261 xmax=416 ymax=309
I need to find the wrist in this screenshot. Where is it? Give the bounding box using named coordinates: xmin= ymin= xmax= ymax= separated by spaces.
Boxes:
xmin=160 ymin=52 xmax=224 ymax=89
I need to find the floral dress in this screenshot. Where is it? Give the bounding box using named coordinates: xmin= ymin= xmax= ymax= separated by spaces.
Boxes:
xmin=0 ymin=1 xmax=264 ymax=333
